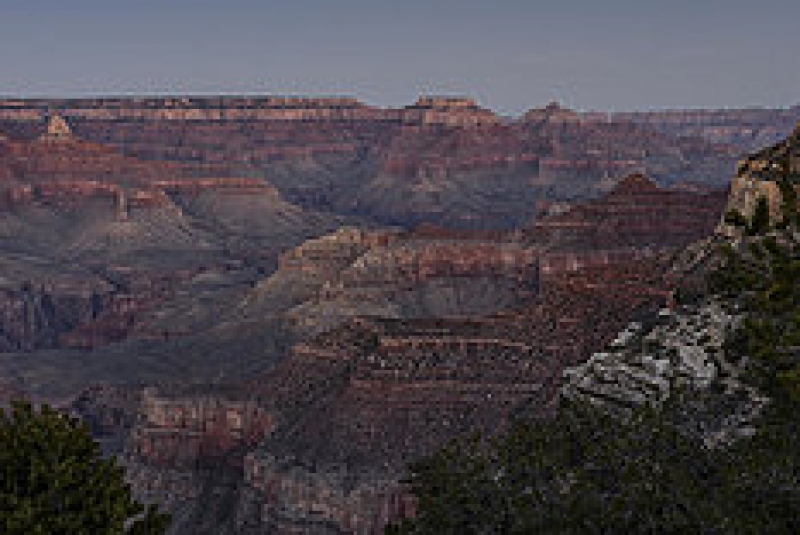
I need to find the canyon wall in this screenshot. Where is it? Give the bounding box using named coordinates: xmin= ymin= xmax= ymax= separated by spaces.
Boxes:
xmin=0 ymin=97 xmax=744 ymax=229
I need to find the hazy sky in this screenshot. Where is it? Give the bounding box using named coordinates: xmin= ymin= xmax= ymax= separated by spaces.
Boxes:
xmin=2 ymin=0 xmax=798 ymax=114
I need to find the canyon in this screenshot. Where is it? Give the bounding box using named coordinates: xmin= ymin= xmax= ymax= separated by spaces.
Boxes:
xmin=0 ymin=96 xmax=795 ymax=533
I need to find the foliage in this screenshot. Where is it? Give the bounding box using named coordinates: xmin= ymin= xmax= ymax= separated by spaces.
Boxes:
xmin=0 ymin=401 xmax=171 ymax=535
xmin=710 ymin=169 xmax=799 ymax=399
xmin=387 ymin=396 xmax=800 ymax=535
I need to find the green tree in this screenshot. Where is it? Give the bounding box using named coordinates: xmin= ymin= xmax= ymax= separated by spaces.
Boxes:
xmin=388 ymin=395 xmax=800 ymax=534
xmin=0 ymin=401 xmax=171 ymax=535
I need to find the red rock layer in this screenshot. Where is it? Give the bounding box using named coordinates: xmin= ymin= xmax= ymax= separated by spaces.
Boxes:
xmin=529 ymin=173 xmax=729 ymax=249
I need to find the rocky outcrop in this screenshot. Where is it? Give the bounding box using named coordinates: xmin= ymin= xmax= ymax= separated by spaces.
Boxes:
xmin=239 ymin=227 xmax=538 ymax=332
xmin=560 ymin=128 xmax=800 ymax=447
xmin=561 ymin=300 xmax=767 ymax=446
xmin=720 ymin=122 xmax=800 ymax=227
xmin=38 ymin=114 xmax=74 ymax=142
xmin=130 ymin=387 xmax=274 ymax=468
xmin=522 ymin=101 xmax=590 ymax=126
xmin=0 ymin=279 xmax=113 ymax=351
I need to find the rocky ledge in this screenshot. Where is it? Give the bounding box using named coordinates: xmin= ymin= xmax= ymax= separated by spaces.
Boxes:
xmin=562 ymin=299 xmax=767 ymax=446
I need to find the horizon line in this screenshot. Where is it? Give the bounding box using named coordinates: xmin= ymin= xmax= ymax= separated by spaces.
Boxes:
xmin=1 ymin=93 xmax=798 ymax=117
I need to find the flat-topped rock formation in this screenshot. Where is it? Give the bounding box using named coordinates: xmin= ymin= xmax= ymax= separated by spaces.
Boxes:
xmin=0 ymin=96 xmax=500 ymax=128
xmin=523 ymin=101 xmax=588 ymax=125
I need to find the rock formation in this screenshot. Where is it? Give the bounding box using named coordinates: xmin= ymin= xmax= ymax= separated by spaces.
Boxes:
xmin=118 ymin=256 xmax=674 ymax=534
xmin=38 ymin=113 xmax=74 ymax=142
xmin=720 ymin=122 xmax=800 ymax=228
xmin=528 ymin=173 xmax=729 ymax=250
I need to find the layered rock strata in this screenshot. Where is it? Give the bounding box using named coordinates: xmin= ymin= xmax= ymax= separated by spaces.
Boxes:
xmin=0 ymin=97 xmax=742 ymax=228
xmin=121 ymin=256 xmax=674 ymax=534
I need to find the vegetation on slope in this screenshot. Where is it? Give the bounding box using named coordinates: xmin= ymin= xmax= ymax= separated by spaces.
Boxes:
xmin=387 ymin=163 xmax=799 ymax=534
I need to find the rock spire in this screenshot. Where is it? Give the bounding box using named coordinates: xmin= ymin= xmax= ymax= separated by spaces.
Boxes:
xmin=39 ymin=113 xmax=74 ymax=142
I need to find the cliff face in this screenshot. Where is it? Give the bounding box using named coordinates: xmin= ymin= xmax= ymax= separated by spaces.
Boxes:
xmin=0 ymin=132 xmax=347 ymax=351
xmin=529 ymin=173 xmax=729 ymax=250
xmin=0 ymin=283 xmax=109 ymax=351
xmin=0 ymin=146 xmax=735 ymax=534
xmin=720 ymin=122 xmax=800 ymax=227
xmin=105 ymin=170 xmax=740 ymax=533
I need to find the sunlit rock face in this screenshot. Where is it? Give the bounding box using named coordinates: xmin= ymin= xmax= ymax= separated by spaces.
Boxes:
xmin=719 ymin=122 xmax=800 ymax=233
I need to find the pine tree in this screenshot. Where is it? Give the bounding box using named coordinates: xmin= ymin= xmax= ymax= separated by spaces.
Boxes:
xmin=0 ymin=401 xmax=171 ymax=535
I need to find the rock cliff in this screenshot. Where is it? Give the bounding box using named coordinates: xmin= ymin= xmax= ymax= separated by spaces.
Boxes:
xmin=528 ymin=173 xmax=729 ymax=250
xmin=720 ymin=122 xmax=800 ymax=227
xmin=116 ymin=253 xmax=677 ymax=534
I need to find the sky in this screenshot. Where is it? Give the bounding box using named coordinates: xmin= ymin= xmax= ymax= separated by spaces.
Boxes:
xmin=1 ymin=0 xmax=798 ymax=115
